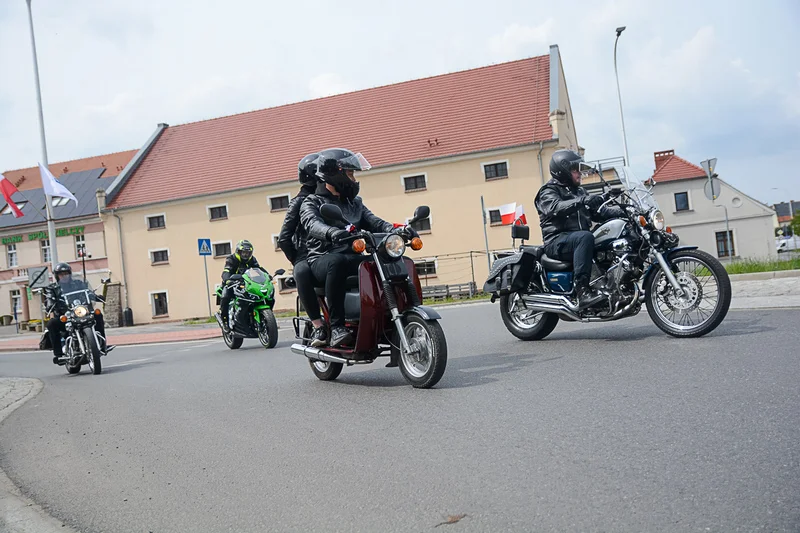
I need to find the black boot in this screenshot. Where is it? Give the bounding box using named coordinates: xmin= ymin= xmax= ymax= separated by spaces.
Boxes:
xmin=574 ymin=274 xmax=604 ymax=310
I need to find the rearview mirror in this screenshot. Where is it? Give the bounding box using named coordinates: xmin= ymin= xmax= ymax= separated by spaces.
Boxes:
xmin=320 ymin=204 xmax=347 ymax=225
xmin=511 ymin=224 xmax=530 ymax=241
xmin=408 ymin=205 xmax=430 ymax=224
xmin=274 ymin=269 xmax=286 ymax=276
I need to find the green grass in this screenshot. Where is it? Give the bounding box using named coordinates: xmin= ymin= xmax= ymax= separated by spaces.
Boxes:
xmin=725 ymin=256 xmax=800 ymax=275
xmin=422 ymin=294 xmax=491 ymax=306
xmin=183 ymin=316 xmax=217 ymax=325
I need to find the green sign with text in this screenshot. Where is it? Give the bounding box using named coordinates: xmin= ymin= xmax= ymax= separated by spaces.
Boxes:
xmin=1 ymin=226 xmax=85 ymax=245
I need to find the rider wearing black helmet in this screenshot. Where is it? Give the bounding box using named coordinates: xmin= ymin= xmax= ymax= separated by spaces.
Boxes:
xmin=299 ymin=148 xmax=407 ymax=348
xmin=217 ymin=240 xmax=262 ymax=331
xmin=44 ymin=262 xmax=111 ymax=364
xmin=277 ymin=153 xmax=325 ymax=346
xmin=534 ymin=149 xmax=626 ymax=309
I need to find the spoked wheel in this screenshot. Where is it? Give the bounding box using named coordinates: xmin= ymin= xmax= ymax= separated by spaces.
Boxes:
xmin=83 ymin=329 xmax=102 ymax=375
xmin=499 ymin=293 xmax=559 ymax=340
xmin=646 ymin=249 xmax=731 ymax=338
xmin=397 ymin=315 xmax=447 ymax=389
xmin=258 ymin=310 xmax=279 ymax=349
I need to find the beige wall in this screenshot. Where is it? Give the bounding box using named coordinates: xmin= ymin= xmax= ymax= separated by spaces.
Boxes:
xmin=106 ymin=144 xmax=562 ymax=324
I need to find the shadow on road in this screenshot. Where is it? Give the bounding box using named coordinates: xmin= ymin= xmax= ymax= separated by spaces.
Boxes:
xmin=438 ymin=351 xmax=561 ymax=389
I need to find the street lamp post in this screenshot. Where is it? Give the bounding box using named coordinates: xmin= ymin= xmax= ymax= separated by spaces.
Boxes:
xmin=715 ymin=204 xmax=733 ymax=259
xmin=25 ymin=0 xmax=59 ymax=269
xmin=613 ymin=26 xmax=631 ymax=167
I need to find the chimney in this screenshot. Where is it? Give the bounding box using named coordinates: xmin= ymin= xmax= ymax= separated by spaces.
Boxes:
xmin=654 ymin=150 xmax=674 ymax=171
xmin=96 ymin=188 xmax=107 ymax=212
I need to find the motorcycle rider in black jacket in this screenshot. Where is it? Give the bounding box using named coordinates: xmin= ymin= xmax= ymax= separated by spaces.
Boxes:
xmin=277 ymin=153 xmax=326 ymax=346
xmin=534 ymin=149 xmax=626 ymax=309
xmin=217 ymin=240 xmax=261 ymax=331
xmin=299 ymin=148 xmax=399 ymax=348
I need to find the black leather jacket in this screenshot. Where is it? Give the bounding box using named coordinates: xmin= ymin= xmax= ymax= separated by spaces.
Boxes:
xmin=535 ymin=178 xmax=626 ymax=245
xmin=222 ymin=254 xmax=261 ymax=282
xmin=277 ymin=189 xmax=313 ymax=265
xmin=300 ymin=189 xmax=394 ymax=263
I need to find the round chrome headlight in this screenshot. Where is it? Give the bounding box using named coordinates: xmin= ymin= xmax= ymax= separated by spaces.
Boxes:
xmin=650 ymin=210 xmax=666 ymax=231
xmin=74 ymin=305 xmax=88 ymax=318
xmin=384 ymin=234 xmax=406 ymax=258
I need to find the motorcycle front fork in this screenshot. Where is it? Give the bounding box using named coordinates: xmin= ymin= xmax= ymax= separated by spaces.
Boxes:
xmin=373 ymin=254 xmax=418 ymax=355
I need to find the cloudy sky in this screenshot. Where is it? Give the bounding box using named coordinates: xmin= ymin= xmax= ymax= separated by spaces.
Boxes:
xmin=1 ymin=0 xmax=798 ymax=205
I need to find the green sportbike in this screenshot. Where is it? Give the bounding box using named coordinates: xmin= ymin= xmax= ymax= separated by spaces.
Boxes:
xmin=214 ymin=267 xmax=284 ymax=349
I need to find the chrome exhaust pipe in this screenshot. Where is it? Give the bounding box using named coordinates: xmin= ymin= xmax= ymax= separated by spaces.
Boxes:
xmin=290 ymin=343 xmax=350 ymax=365
xmin=521 ymin=293 xmax=582 ymax=320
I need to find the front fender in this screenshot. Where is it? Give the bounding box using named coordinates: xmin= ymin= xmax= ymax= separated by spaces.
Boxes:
xmin=404 ymin=305 xmax=442 ymax=321
xmin=642 ymin=246 xmax=699 ymax=290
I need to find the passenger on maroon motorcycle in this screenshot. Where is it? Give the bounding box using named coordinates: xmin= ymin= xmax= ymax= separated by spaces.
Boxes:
xmin=299 ymin=148 xmax=418 ymax=348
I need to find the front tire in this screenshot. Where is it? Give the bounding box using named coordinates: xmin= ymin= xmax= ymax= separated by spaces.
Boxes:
xmin=223 ymin=329 xmax=243 ymax=349
xmin=83 ymin=329 xmax=102 ymax=375
xmin=397 ymin=315 xmax=447 ymax=389
xmin=258 ymin=310 xmax=279 ymax=349
xmin=645 ymin=249 xmax=731 ymax=338
xmin=499 ymin=293 xmax=559 ymax=341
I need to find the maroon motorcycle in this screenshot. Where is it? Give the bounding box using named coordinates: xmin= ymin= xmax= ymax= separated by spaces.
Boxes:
xmin=289 ymin=205 xmax=448 ymax=389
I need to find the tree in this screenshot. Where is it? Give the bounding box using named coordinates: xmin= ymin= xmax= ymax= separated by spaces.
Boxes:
xmin=792 ymin=213 xmax=800 ymax=238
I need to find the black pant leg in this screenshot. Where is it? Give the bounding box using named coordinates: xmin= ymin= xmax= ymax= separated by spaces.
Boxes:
xmin=293 ymin=260 xmax=321 ymax=321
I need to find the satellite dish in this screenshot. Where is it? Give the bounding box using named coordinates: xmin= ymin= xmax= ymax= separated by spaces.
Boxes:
xmin=732 ymin=196 xmax=743 ymax=208
xmin=704 ymin=178 xmax=721 ymax=201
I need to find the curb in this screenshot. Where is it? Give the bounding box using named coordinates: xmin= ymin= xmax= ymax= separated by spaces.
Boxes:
xmin=0 ymin=378 xmax=80 ymax=532
xmin=728 ymin=270 xmax=800 ymax=281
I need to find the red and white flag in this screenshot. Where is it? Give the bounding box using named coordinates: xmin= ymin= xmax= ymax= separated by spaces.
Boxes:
xmin=514 ymin=204 xmax=527 ymax=225
xmin=0 ymin=174 xmax=24 ymax=218
xmin=498 ymin=202 xmax=517 ymax=225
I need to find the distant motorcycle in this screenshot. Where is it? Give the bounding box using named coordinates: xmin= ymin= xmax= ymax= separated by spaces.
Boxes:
xmin=484 ymin=166 xmax=732 ymax=339
xmin=214 ymin=267 xmax=284 ymax=350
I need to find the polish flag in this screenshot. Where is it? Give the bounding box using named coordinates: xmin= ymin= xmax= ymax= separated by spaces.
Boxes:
xmin=0 ymin=174 xmax=24 ymax=218
xmin=514 ymin=204 xmax=527 ymax=225
xmin=498 ymin=202 xmax=517 ymax=225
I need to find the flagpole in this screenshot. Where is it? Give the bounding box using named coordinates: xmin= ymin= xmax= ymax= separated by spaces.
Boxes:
xmin=25 ymin=0 xmax=59 ymax=268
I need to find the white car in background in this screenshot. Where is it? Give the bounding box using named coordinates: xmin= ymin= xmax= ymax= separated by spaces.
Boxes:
xmin=776 ymin=236 xmax=799 ymax=253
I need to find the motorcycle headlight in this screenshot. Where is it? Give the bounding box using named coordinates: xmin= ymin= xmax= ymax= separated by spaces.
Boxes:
xmin=650 ymin=210 xmax=666 ymax=231
xmin=74 ymin=306 xmax=88 ymax=318
xmin=384 ymin=234 xmax=406 ymax=258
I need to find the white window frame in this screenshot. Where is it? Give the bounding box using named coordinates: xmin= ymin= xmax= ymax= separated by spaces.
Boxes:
xmin=1 ymin=202 xmax=26 ymax=215
xmin=674 ymin=191 xmax=692 ymax=213
xmin=207 ymin=203 xmax=229 ymax=222
xmin=149 ymin=290 xmax=169 ymax=317
xmin=6 ymin=244 xmax=18 ymax=268
xmin=267 ymin=193 xmax=292 ymax=212
xmin=41 ymin=238 xmax=51 ymax=264
xmin=75 ymin=234 xmax=86 ymax=258
xmin=405 ymin=214 xmax=433 ymax=235
xmin=212 ymin=240 xmax=233 ymax=258
xmin=414 ymin=258 xmax=439 ymax=278
xmin=10 ymin=289 xmax=21 ymax=317
xmin=481 ymin=159 xmax=510 ymax=181
xmin=51 ymin=197 xmax=69 ymax=207
xmin=148 ymin=248 xmax=170 ymax=265
xmin=145 ymin=212 xmax=167 ymax=231
xmin=271 ymin=233 xmax=281 ymax=252
xmin=400 ymin=172 xmax=428 ymax=193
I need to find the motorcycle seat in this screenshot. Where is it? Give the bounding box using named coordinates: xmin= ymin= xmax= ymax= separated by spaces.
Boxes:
xmin=520 ymin=245 xmax=544 ymax=259
xmin=540 ymin=254 xmax=572 ymax=272
xmin=314 ymin=275 xmax=360 ymax=295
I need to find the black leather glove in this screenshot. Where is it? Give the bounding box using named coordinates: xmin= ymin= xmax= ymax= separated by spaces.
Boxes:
xmin=327 ymin=228 xmax=351 ymax=244
xmin=582 ymin=194 xmax=604 ymax=210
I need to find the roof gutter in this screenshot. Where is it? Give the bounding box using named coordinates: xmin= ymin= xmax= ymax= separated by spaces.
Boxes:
xmin=104 ymin=123 xmax=168 ymax=208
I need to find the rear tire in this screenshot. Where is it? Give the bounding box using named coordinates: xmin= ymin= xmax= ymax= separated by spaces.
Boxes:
xmin=83 ymin=329 xmax=102 ymax=375
xmin=499 ymin=293 xmax=559 ymax=341
xmin=258 ymin=310 xmax=279 ymax=349
xmin=309 ymin=359 xmax=343 ymax=381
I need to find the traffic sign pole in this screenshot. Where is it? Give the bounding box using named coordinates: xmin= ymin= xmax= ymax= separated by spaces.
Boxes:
xmin=203 ymin=255 xmax=212 ymax=318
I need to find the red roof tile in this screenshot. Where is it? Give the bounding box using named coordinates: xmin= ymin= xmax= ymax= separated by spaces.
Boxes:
xmin=3 ymin=150 xmax=137 ymax=191
xmin=109 ymin=55 xmax=553 ymax=209
xmin=651 ymin=150 xmax=706 ymax=183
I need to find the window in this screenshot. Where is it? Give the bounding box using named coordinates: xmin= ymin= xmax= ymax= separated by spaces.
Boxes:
xmin=272 ymin=235 xmax=280 ymax=251
xmin=214 ymin=242 xmax=232 ymax=257
xmin=674 ymin=192 xmax=690 ymax=212
xmin=75 ymin=235 xmax=86 ymax=258
xmin=48 ymin=197 xmax=69 ymax=208
xmin=1 ymin=202 xmax=26 ymax=215
xmin=403 ymin=174 xmax=427 ymax=192
xmin=410 ymin=216 xmax=432 ymax=234
xmin=6 ymin=244 xmax=17 ymax=267
xmin=715 ymin=231 xmax=735 ymax=258
xmin=269 ymin=195 xmax=290 ymax=211
xmin=151 ymin=249 xmax=169 ymax=265
xmin=41 ymin=239 xmax=51 ymax=264
xmin=278 ymin=278 xmax=295 ymax=292
xmin=147 ymin=214 xmax=166 ymax=230
xmin=151 ymin=292 xmax=169 ymax=317
xmin=483 ymin=161 xmax=508 ymax=180
xmin=415 ymin=260 xmax=437 ymax=277
xmin=488 ymin=209 xmax=502 ymax=225
xmin=10 ymin=290 xmax=21 ymax=317
xmin=208 ymin=205 xmax=228 ymax=221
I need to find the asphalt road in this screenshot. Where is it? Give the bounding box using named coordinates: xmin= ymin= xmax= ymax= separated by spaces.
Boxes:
xmin=1 ymin=305 xmax=798 ymax=533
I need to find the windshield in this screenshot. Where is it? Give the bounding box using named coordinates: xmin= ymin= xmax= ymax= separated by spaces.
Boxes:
xmin=58 ymin=278 xmax=93 ymax=306
xmin=618 ymin=166 xmax=659 ymax=212
xmin=245 ymin=268 xmax=266 ymax=284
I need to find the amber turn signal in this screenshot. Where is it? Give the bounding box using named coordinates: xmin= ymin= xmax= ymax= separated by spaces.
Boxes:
xmin=638 ymin=215 xmax=647 ymax=227
xmin=94 ymin=308 xmax=102 ymax=315
xmin=60 ymin=315 xmax=67 ymax=323
xmin=665 ymin=226 xmax=673 ymax=233
xmin=410 ymin=237 xmax=423 ymax=251
xmin=352 ymin=239 xmax=366 ymax=253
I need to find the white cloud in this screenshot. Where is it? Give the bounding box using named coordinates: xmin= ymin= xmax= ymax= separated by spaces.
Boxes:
xmin=308 ymin=74 xmax=355 ymax=99
xmin=489 ymin=19 xmax=555 ymax=60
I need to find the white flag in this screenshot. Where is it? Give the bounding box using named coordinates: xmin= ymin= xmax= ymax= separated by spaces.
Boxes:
xmin=39 ymin=163 xmax=78 ymax=206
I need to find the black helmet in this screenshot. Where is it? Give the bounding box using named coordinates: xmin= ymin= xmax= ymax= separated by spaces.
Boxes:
xmin=54 ymin=262 xmax=72 ymax=281
xmin=298 ymin=152 xmax=320 ymax=186
xmin=315 ymin=148 xmax=371 ymax=200
xmin=549 ymin=149 xmax=592 ymax=185
xmin=235 ymin=239 xmax=253 ymax=262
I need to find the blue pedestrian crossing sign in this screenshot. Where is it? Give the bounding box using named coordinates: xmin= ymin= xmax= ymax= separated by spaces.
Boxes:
xmin=198 ymin=239 xmax=212 ymax=256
